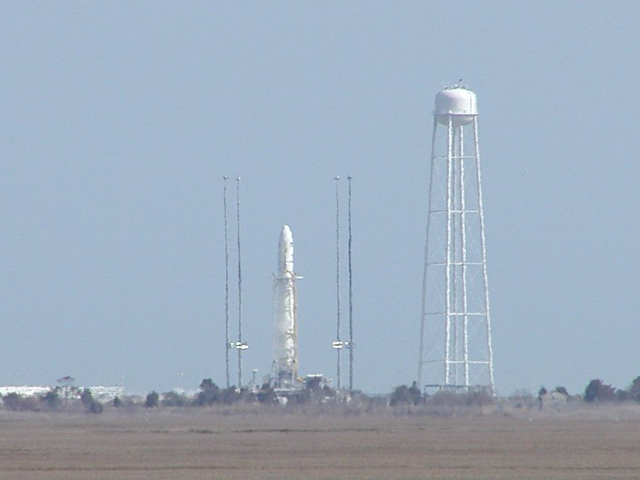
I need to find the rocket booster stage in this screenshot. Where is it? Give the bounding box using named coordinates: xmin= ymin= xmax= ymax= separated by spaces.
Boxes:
xmin=273 ymin=225 xmax=300 ymax=388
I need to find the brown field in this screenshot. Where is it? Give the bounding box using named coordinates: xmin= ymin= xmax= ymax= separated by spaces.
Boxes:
xmin=1 ymin=406 xmax=640 ymax=479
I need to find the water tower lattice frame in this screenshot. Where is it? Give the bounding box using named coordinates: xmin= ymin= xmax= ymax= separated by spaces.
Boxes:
xmin=418 ymin=86 xmax=495 ymax=394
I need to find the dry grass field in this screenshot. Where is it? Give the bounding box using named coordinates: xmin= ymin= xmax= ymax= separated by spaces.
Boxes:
xmin=1 ymin=406 xmax=640 ymax=479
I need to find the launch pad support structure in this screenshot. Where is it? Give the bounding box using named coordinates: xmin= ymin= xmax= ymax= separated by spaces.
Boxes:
xmin=418 ymin=86 xmax=495 ymax=394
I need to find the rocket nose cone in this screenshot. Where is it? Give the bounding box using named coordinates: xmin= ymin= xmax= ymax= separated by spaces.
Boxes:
xmin=280 ymin=225 xmax=293 ymax=242
xmin=278 ymin=225 xmax=295 ymax=274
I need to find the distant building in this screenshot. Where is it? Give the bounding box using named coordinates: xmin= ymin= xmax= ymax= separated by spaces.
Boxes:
xmin=0 ymin=385 xmax=124 ymax=401
xmin=539 ymin=391 xmax=569 ymax=409
xmin=0 ymin=386 xmax=50 ymax=397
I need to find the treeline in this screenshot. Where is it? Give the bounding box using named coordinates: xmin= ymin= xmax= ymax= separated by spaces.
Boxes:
xmin=532 ymin=376 xmax=640 ymax=405
xmin=0 ymin=377 xmax=340 ymax=414
xmin=1 ymin=387 xmax=104 ymax=413
xmin=580 ymin=376 xmax=640 ymax=403
xmin=4 ymin=376 xmax=640 ymax=414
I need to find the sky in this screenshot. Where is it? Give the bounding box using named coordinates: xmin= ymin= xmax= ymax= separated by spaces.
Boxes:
xmin=0 ymin=1 xmax=639 ymax=396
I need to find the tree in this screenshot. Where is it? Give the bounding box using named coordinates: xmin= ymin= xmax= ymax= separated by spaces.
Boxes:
xmin=145 ymin=391 xmax=159 ymax=408
xmin=3 ymin=393 xmax=22 ymax=411
xmin=80 ymin=388 xmax=93 ymax=406
xmin=221 ymin=387 xmax=241 ymax=405
xmin=196 ymin=379 xmax=220 ymax=406
xmin=88 ymin=400 xmax=103 ymax=414
xmin=79 ymin=388 xmax=103 ymax=414
xmin=161 ymin=391 xmax=188 ymax=407
xmin=408 ymin=381 xmax=422 ymax=405
xmin=56 ymin=376 xmax=76 ymax=401
xmin=616 ymin=389 xmax=632 ymax=402
xmin=257 ymin=384 xmax=277 ymax=404
xmin=584 ymin=379 xmax=616 ymax=403
xmin=2 ymin=393 xmax=39 ymax=411
xmin=56 ymin=375 xmax=75 ymax=387
xmin=40 ymin=390 xmax=62 ymax=411
xmin=390 ymin=383 xmax=421 ymax=406
xmin=630 ymin=376 xmax=640 ymax=402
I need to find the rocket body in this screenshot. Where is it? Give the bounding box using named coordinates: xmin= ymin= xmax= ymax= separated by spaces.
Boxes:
xmin=273 ymin=225 xmax=299 ymax=388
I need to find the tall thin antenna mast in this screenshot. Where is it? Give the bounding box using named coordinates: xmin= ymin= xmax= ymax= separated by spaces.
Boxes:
xmin=347 ymin=175 xmax=354 ymax=393
xmin=223 ymin=175 xmax=230 ymax=388
xmin=235 ymin=176 xmax=244 ymax=388
xmin=332 ymin=176 xmax=342 ymax=390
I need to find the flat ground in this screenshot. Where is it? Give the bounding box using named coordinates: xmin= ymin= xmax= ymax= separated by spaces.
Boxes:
xmin=1 ymin=407 xmax=640 ymax=479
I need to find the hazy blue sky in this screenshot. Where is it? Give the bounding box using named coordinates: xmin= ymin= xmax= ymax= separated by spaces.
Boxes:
xmin=1 ymin=1 xmax=639 ymax=395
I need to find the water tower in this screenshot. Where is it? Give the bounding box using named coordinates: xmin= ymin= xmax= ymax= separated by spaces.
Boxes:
xmin=417 ymin=85 xmax=495 ymax=394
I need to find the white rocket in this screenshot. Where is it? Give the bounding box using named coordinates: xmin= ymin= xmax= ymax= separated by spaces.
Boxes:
xmin=272 ymin=225 xmax=301 ymax=388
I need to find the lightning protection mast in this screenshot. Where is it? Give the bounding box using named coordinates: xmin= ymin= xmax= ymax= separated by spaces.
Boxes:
xmin=346 ymin=175 xmax=354 ymax=393
xmin=228 ymin=176 xmax=249 ymax=388
xmin=331 ymin=176 xmax=343 ymax=390
xmin=418 ymin=84 xmax=495 ymax=395
xmin=223 ymin=176 xmax=231 ymax=388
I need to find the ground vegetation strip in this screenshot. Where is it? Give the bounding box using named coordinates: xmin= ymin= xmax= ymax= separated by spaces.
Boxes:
xmin=1 ymin=409 xmax=640 ymax=480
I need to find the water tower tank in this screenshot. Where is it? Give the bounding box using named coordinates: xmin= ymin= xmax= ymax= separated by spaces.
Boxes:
xmin=435 ymin=87 xmax=478 ymax=126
